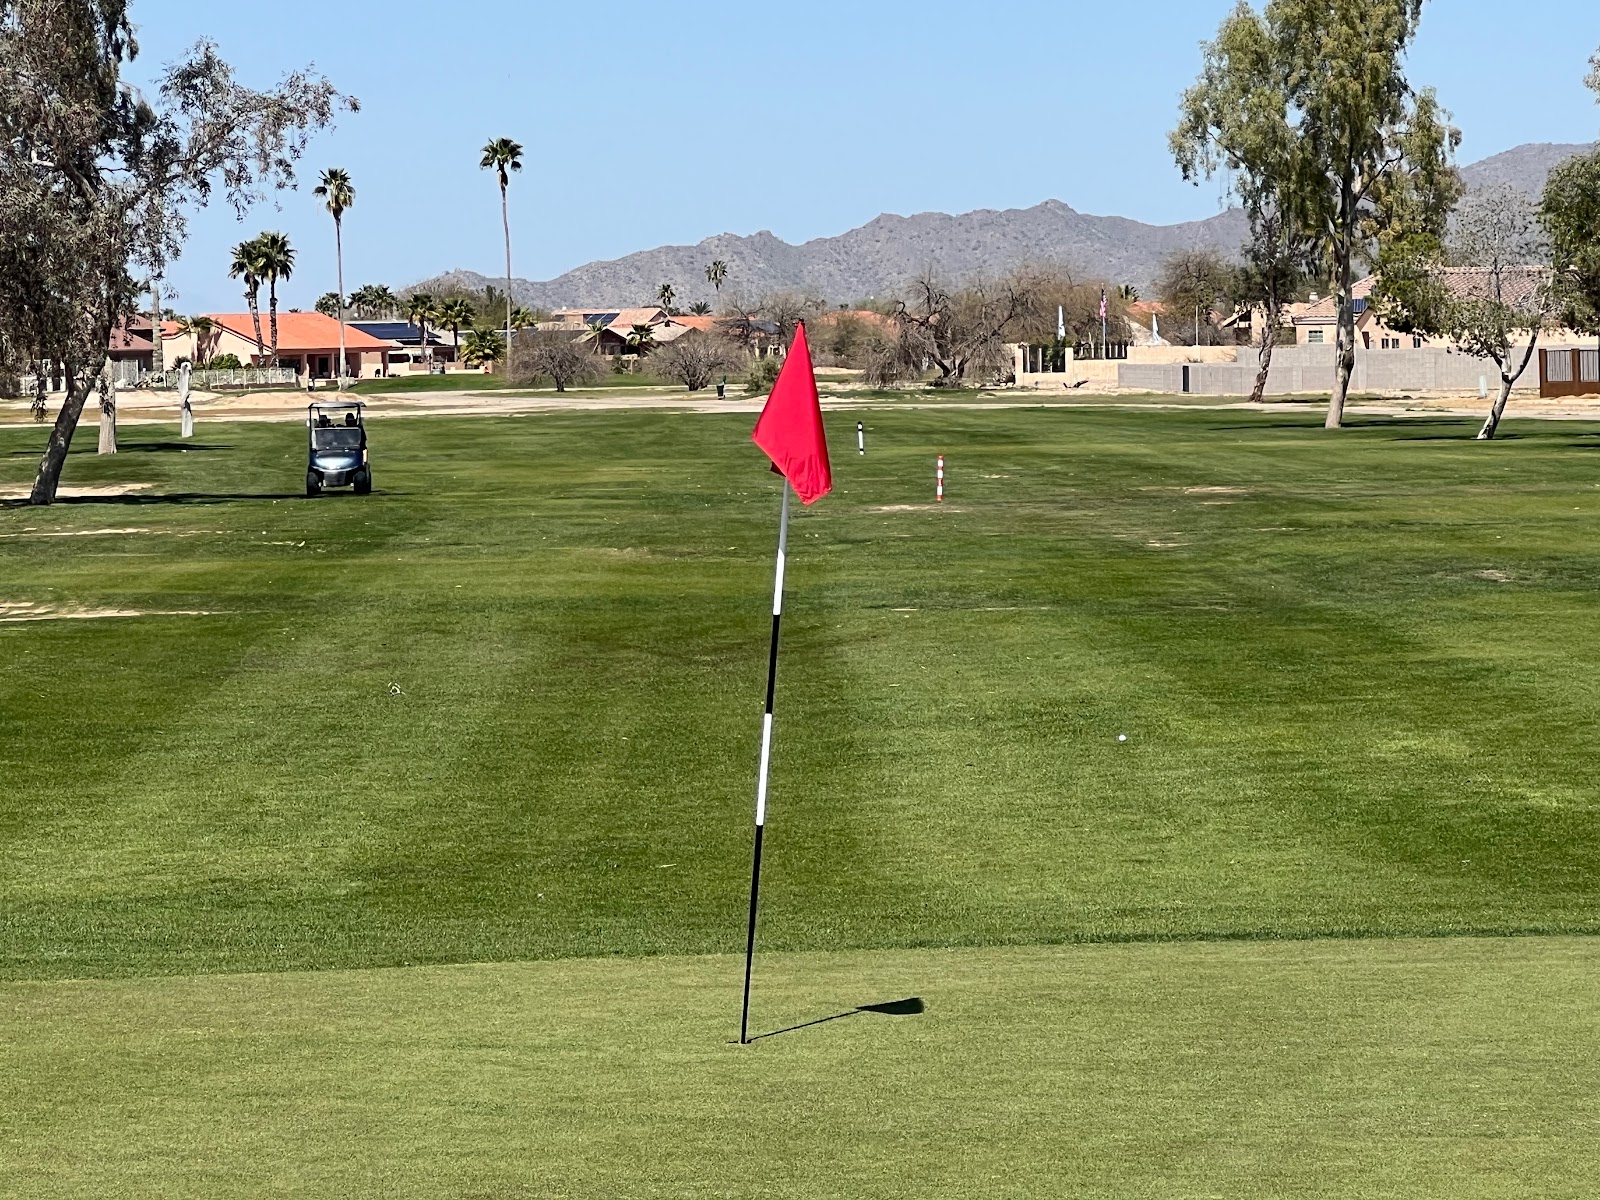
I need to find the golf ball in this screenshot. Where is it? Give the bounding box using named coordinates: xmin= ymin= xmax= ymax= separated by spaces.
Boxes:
xmin=1117 ymin=733 xmax=1127 ymax=742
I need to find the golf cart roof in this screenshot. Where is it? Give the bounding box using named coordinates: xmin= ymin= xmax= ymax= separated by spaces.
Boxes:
xmin=308 ymin=400 xmax=365 ymax=415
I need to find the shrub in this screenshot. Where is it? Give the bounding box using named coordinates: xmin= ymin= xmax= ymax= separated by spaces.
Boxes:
xmin=743 ymin=355 xmax=782 ymax=395
xmin=512 ymin=331 xmax=601 ymax=393
xmin=656 ymin=335 xmax=742 ymax=392
xmin=208 ymin=353 xmax=243 ymax=370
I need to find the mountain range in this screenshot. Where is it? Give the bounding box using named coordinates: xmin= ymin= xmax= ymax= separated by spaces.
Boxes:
xmin=411 ymin=142 xmax=1595 ymax=310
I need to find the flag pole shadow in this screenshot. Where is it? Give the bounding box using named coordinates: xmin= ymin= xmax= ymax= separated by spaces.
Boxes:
xmin=743 ymin=997 xmax=925 ymax=1044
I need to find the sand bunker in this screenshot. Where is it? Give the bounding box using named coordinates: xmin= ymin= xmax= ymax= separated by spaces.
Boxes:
xmin=0 ymin=482 xmax=155 ymax=500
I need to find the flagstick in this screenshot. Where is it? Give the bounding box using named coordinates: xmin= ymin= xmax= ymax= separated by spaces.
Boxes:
xmin=741 ymin=480 xmax=791 ymax=1045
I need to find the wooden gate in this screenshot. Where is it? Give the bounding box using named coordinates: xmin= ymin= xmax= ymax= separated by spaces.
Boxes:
xmin=1540 ymin=347 xmax=1600 ymax=398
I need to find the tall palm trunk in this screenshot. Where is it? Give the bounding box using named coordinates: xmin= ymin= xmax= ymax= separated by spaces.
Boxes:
xmin=247 ymin=285 xmax=265 ymax=364
xmin=268 ymin=277 xmax=280 ymax=368
xmin=334 ymin=215 xmax=348 ymax=386
xmin=501 ymin=179 xmax=512 ymax=372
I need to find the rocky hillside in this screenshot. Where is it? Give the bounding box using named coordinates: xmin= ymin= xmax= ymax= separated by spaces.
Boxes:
xmin=412 ymin=201 xmax=1249 ymax=310
xmin=410 ymin=144 xmax=1596 ymax=309
xmin=1459 ymin=142 xmax=1592 ymax=195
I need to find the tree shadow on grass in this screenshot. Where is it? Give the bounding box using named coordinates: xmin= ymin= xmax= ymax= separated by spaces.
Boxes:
xmin=745 ymin=997 xmax=925 ymax=1044
xmin=5 ymin=442 xmax=234 ymax=456
xmin=1 ymin=491 xmax=313 ymax=510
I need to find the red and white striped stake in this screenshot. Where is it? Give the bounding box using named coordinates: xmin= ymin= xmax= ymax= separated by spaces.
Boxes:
xmin=936 ymin=455 xmax=945 ymax=502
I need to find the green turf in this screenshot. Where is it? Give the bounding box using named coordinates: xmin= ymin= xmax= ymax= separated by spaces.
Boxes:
xmin=5 ymin=937 xmax=1598 ymax=1198
xmin=5 ymin=408 xmax=1600 ymax=980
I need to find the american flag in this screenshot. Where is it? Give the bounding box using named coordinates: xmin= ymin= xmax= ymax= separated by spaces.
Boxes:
xmin=1099 ymin=288 xmax=1107 ymax=320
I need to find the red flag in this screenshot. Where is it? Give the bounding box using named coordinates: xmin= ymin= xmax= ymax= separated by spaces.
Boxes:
xmin=752 ymin=322 xmax=832 ymax=505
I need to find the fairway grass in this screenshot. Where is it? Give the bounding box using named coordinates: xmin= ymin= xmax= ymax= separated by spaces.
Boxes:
xmin=5 ymin=406 xmax=1600 ymax=1193
xmin=5 ymin=408 xmax=1600 ymax=979
xmin=6 ymin=937 xmax=1598 ymax=1198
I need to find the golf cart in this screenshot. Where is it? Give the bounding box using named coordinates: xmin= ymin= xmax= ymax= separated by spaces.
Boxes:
xmin=305 ymin=401 xmax=372 ymax=496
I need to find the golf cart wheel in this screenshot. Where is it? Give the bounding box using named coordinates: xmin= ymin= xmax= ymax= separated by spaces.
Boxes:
xmin=354 ymin=467 xmax=372 ymax=495
xmin=305 ymin=470 xmax=321 ymax=497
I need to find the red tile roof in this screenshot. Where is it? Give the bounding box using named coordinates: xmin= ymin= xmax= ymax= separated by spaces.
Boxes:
xmin=208 ymin=311 xmax=394 ymax=351
xmin=107 ymin=320 xmax=154 ymax=354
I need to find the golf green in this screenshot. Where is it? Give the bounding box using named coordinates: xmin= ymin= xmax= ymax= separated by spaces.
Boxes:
xmin=5 ymin=938 xmax=1598 ymax=1198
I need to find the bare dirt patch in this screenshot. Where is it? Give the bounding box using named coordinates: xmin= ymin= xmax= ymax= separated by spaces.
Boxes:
xmin=0 ymin=527 xmax=153 ymax=538
xmin=0 ymin=600 xmax=223 ymax=623
xmin=1476 ymin=569 xmax=1514 ymax=583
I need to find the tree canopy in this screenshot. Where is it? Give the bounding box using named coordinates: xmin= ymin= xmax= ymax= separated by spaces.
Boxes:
xmin=0 ymin=0 xmax=353 ymax=502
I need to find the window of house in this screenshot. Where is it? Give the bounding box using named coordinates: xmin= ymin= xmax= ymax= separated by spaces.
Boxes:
xmin=1306 ymin=329 xmax=1324 ymax=344
xmin=1413 ymin=336 xmax=1423 ymax=349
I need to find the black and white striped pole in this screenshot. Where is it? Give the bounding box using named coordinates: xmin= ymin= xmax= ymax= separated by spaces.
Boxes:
xmin=740 ymin=481 xmax=792 ymax=1045
xmin=857 ymin=421 xmax=865 ymax=455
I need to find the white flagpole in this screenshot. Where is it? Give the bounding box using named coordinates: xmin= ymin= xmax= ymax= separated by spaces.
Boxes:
xmin=740 ymin=480 xmax=791 ymax=1045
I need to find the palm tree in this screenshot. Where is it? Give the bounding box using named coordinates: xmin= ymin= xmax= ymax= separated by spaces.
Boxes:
xmin=179 ymin=315 xmax=216 ymax=367
xmin=586 ymin=318 xmax=608 ymax=356
xmin=406 ymin=292 xmax=438 ymax=368
xmin=509 ymin=305 xmax=537 ymax=333
xmin=688 ymin=300 xmax=712 ymax=315
xmin=657 ymin=282 xmax=676 ymax=315
xmin=706 ymin=259 xmax=728 ymax=305
xmin=438 ymin=296 xmax=476 ymax=356
xmin=480 ymin=137 xmax=524 ymax=368
xmin=462 ymin=327 xmax=506 ymax=368
xmin=228 ymin=238 xmax=267 ymax=362
xmin=625 ymin=323 xmax=656 ymax=357
xmin=255 ymin=231 xmax=295 ymax=367
xmin=312 ymin=167 xmax=356 ymax=385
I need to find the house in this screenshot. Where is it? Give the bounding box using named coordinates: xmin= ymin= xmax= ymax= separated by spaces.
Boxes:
xmin=170 ymin=312 xmax=397 ymax=380
xmin=347 ymin=320 xmax=457 ymax=372
xmin=106 ymin=317 xmax=156 ymax=383
xmin=1125 ymin=301 xmax=1169 ymax=347
xmin=1292 ymin=278 xmax=1430 ymax=349
xmin=1294 ymin=267 xmax=1561 ymax=353
xmin=545 ymin=307 xmax=674 ymax=355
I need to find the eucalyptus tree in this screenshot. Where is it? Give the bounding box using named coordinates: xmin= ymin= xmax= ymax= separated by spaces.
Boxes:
xmin=1172 ymin=7 xmax=1312 ymax=401
xmin=1541 ymin=151 xmax=1600 ymax=345
xmin=0 ymin=3 xmax=351 ymax=503
xmin=1174 ymin=0 xmax=1458 ymax=428
xmin=228 ymin=237 xmax=268 ymax=360
xmin=313 ymin=168 xmax=355 ymax=383
xmin=255 ymin=231 xmax=295 ymax=366
xmin=480 ymin=137 xmax=524 ymax=364
xmin=1375 ymin=183 xmax=1553 ymax=439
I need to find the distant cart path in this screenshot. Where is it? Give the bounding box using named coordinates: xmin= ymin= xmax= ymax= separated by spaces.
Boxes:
xmin=6 ymin=384 xmax=1600 ymax=425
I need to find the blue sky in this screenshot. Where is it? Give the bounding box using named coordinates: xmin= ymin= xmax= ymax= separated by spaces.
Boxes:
xmin=128 ymin=0 xmax=1600 ymax=313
